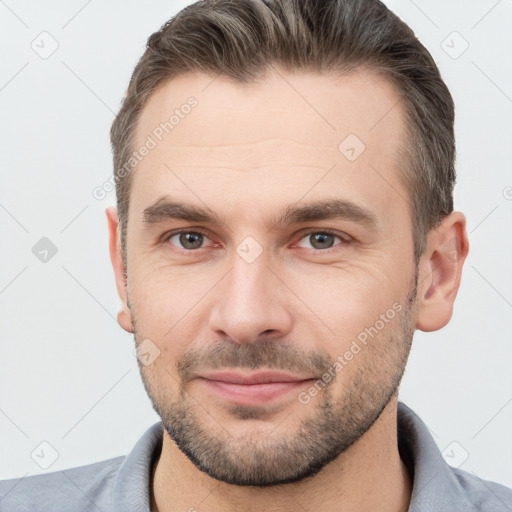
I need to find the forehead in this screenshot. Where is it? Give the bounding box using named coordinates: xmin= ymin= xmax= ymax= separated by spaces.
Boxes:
xmin=129 ymin=67 xmax=409 ymax=228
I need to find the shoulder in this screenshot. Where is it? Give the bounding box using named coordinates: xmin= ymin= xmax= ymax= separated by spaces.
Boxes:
xmin=0 ymin=421 xmax=163 ymax=512
xmin=451 ymin=467 xmax=512 ymax=511
xmin=397 ymin=402 xmax=512 ymax=511
xmin=0 ymin=456 xmax=124 ymax=512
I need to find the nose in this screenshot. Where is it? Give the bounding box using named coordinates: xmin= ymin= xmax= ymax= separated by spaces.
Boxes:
xmin=208 ymin=254 xmax=293 ymax=345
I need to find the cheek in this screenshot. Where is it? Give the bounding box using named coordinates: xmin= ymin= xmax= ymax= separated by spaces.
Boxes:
xmin=130 ymin=261 xmax=206 ymax=316
xmin=284 ymin=263 xmax=411 ymax=371
xmin=129 ymin=265 xmax=216 ymax=357
xmin=290 ymin=261 xmax=403 ymax=321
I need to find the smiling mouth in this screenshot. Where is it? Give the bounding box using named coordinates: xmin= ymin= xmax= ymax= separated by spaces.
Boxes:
xmin=195 ymin=369 xmax=316 ymax=406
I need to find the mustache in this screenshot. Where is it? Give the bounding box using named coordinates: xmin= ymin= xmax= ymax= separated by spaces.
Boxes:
xmin=177 ymin=339 xmax=333 ymax=383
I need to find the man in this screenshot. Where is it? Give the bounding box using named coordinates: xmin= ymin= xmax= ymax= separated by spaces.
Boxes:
xmin=1 ymin=0 xmax=511 ymax=510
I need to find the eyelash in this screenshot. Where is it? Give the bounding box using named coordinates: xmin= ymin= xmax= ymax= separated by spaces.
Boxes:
xmin=161 ymin=228 xmax=350 ymax=253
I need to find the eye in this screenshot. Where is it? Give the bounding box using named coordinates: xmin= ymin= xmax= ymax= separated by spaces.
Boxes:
xmin=162 ymin=229 xmax=349 ymax=252
xmin=295 ymin=230 xmax=347 ymax=250
xmin=165 ymin=230 xmax=214 ymax=250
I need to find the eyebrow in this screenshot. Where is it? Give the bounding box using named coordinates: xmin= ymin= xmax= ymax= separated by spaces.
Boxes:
xmin=142 ymin=197 xmax=378 ymax=230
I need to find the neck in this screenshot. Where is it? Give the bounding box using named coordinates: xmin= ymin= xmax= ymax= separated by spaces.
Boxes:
xmin=151 ymin=398 xmax=412 ymax=512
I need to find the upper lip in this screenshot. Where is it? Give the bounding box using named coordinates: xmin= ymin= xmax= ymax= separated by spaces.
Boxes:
xmin=198 ymin=370 xmax=315 ymax=385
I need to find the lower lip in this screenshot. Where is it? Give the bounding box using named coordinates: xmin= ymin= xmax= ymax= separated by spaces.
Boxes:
xmin=199 ymin=378 xmax=313 ymax=406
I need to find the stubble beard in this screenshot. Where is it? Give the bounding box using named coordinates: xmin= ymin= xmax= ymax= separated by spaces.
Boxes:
xmin=134 ymin=271 xmax=418 ymax=487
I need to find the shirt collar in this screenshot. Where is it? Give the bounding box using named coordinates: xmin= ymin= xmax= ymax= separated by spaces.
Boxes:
xmin=397 ymin=402 xmax=474 ymax=511
xmin=112 ymin=421 xmax=162 ymax=512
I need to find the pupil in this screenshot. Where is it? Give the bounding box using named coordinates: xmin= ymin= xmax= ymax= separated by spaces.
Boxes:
xmin=312 ymin=233 xmax=333 ymax=249
xmin=181 ymin=232 xmax=203 ymax=249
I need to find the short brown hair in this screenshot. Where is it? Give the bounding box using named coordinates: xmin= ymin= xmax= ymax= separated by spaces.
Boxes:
xmin=110 ymin=0 xmax=455 ymax=266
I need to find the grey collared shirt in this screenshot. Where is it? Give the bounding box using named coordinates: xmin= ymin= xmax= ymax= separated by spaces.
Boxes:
xmin=1 ymin=402 xmax=511 ymax=511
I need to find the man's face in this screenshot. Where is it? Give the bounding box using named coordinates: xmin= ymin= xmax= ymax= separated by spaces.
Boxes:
xmin=124 ymin=68 xmax=419 ymax=486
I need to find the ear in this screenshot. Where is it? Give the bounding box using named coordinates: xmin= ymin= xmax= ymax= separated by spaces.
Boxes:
xmin=106 ymin=206 xmax=134 ymax=333
xmin=416 ymin=211 xmax=469 ymax=332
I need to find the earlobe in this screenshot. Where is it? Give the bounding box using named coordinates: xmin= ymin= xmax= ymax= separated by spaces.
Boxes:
xmin=117 ymin=306 xmax=134 ymax=334
xmin=415 ymin=212 xmax=469 ymax=332
xmin=105 ymin=206 xmax=134 ymax=334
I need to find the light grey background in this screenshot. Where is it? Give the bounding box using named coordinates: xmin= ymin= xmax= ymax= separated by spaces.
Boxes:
xmin=1 ymin=0 xmax=511 ymax=488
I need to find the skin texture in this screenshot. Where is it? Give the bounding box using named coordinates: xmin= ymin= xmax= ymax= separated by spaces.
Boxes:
xmin=106 ymin=67 xmax=469 ymax=512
